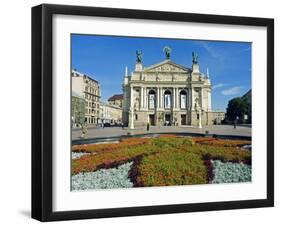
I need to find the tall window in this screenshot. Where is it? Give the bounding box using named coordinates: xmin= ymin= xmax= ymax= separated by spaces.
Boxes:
xmin=164 ymin=90 xmax=171 ymax=109
xmin=148 ymin=90 xmax=156 ymax=109
xmin=180 ymin=90 xmax=187 ymax=109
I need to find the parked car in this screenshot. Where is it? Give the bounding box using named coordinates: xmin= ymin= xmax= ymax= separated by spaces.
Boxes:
xmin=104 ymin=122 xmax=111 ymax=127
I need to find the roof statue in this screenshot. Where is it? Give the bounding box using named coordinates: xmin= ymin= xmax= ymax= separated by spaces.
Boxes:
xmin=163 ymin=46 xmax=172 ymax=59
xmin=136 ymin=50 xmax=143 ymax=63
xmin=192 ymin=52 xmax=199 ymax=64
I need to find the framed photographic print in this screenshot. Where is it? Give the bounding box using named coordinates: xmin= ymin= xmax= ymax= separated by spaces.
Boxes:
xmin=32 ymin=4 xmax=274 ymax=221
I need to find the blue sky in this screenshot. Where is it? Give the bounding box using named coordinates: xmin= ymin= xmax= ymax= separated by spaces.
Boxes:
xmin=72 ymin=34 xmax=251 ymax=111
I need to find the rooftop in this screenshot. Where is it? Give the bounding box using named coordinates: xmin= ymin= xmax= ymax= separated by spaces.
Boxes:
xmin=108 ymin=94 xmax=123 ymax=101
xmin=72 ymin=69 xmax=99 ymax=84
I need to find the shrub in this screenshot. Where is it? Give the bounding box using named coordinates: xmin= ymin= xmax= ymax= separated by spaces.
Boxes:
xmin=136 ymin=146 xmax=207 ymax=186
xmin=158 ymin=134 xmax=178 ymax=138
xmin=199 ymin=145 xmax=251 ymax=164
xmin=72 ymin=137 xmax=150 ymax=153
xmin=72 ymin=143 xmax=158 ymax=175
xmin=211 ymin=160 xmax=251 ymax=183
xmin=192 ymin=137 xmax=251 ymax=147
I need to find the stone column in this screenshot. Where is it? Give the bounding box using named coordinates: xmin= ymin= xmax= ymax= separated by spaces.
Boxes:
xmin=186 ymin=88 xmax=189 ymax=109
xmin=174 ymin=88 xmax=177 ymax=109
xmin=142 ymin=87 xmax=145 ymax=108
xmin=143 ymin=87 xmax=146 ymax=109
xmin=155 ymin=87 xmax=158 ymax=108
xmin=157 ymin=87 xmax=160 ymax=109
xmin=141 ymin=87 xmax=144 ymax=109
xmin=160 ymin=87 xmax=163 ymax=109
xmin=178 ymin=88 xmax=180 ymax=109
xmin=159 ymin=87 xmax=161 ymax=109
xmin=201 ymin=88 xmax=204 ymax=110
xmin=140 ymin=87 xmax=142 ymax=109
xmin=130 ymin=86 xmax=134 ymax=109
xmin=208 ymin=90 xmax=212 ymax=111
xmin=129 ymin=86 xmax=134 ymax=129
xmin=190 ymin=87 xmax=193 ymax=110
xmin=175 ymin=87 xmax=179 ymax=109
xmin=144 ymin=87 xmax=146 ymax=109
xmin=173 ymin=87 xmax=176 ymax=109
xmin=145 ymin=87 xmax=149 ymax=109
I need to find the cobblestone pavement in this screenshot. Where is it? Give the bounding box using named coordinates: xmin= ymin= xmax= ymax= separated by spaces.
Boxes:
xmin=72 ymin=125 xmax=251 ymax=140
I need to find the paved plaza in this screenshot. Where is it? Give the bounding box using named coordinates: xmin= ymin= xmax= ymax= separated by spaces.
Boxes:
xmin=72 ymin=125 xmax=251 ymax=140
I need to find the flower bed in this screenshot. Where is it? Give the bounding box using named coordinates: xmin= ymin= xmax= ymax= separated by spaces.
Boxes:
xmin=211 ymin=160 xmax=251 ymax=183
xmin=72 ymin=137 xmax=252 ymax=189
xmin=72 ymin=137 xmax=149 ymax=153
xmin=72 ymin=162 xmax=133 ymax=190
xmin=72 ymin=142 xmax=158 ymax=175
xmin=192 ymin=137 xmax=251 ymax=147
xmin=158 ymin=134 xmax=178 ymax=138
xmin=135 ymin=146 xmax=207 ymax=186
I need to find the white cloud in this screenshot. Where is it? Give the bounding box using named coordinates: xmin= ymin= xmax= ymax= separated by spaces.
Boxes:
xmin=213 ymin=83 xmax=225 ymax=89
xmin=221 ymin=86 xmax=244 ymax=96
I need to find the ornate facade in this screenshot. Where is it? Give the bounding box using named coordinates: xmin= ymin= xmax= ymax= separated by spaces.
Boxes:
xmin=72 ymin=69 xmax=101 ymax=125
xmin=123 ymin=49 xmax=216 ymax=128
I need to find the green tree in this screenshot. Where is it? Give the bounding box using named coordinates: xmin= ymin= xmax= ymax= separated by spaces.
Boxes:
xmin=226 ymin=97 xmax=248 ymax=123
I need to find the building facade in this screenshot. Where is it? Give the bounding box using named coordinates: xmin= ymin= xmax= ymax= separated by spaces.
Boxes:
xmin=72 ymin=69 xmax=101 ymax=125
xmin=108 ymin=94 xmax=123 ymax=108
xmin=123 ymin=49 xmax=217 ymax=128
xmin=100 ymin=102 xmax=122 ymax=125
xmin=212 ymin=111 xmax=226 ymax=124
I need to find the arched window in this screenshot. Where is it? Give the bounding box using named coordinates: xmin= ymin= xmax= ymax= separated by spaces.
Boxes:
xmin=148 ymin=90 xmax=156 ymax=109
xmin=180 ymin=90 xmax=187 ymax=109
xmin=164 ymin=90 xmax=171 ymax=109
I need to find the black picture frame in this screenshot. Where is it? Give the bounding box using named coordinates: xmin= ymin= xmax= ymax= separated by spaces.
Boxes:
xmin=32 ymin=4 xmax=274 ymax=222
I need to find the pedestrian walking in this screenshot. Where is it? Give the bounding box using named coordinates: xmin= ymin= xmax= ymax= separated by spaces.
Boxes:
xmin=233 ymin=116 xmax=239 ymax=129
xmin=146 ymin=122 xmax=150 ymax=131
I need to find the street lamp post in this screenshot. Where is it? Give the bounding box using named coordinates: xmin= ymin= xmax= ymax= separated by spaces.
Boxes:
xmin=129 ymin=86 xmax=135 ymax=129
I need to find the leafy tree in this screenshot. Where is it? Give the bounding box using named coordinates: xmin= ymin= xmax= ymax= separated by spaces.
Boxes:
xmin=226 ymin=97 xmax=248 ymax=123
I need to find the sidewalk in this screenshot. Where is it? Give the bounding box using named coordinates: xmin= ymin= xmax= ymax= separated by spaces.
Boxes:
xmin=72 ymin=125 xmax=251 ymax=140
